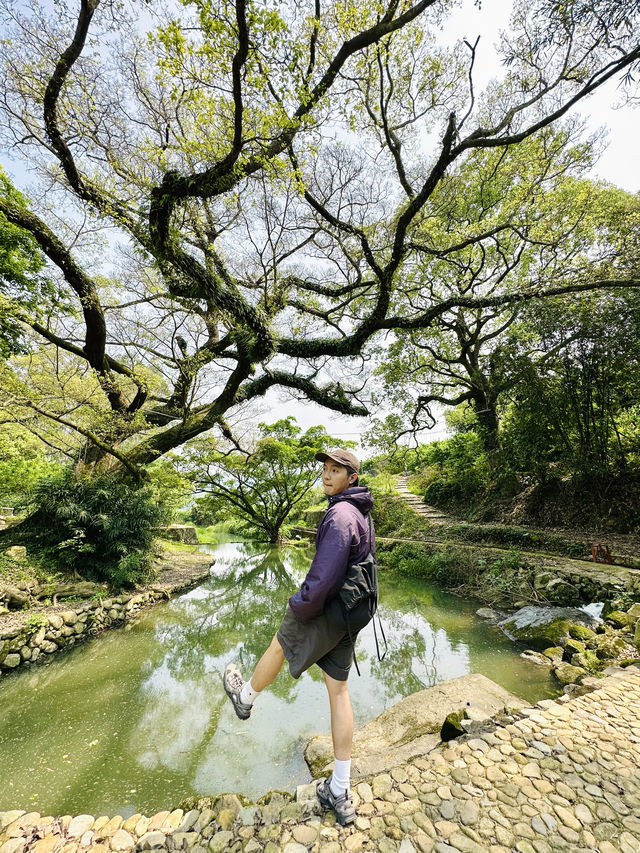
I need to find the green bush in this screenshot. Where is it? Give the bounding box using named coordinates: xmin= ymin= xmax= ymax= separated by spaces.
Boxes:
xmin=20 ymin=468 xmax=166 ymax=587
xmin=443 ymin=522 xmax=587 ymax=559
xmin=378 ymin=540 xmax=528 ymax=600
xmin=419 ymin=433 xmax=490 ymax=510
xmin=378 ymin=542 xmax=474 ymax=587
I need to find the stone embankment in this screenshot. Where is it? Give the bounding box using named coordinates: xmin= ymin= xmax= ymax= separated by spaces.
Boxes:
xmin=2 ymin=666 xmax=640 ymax=853
xmin=0 ymin=552 xmax=213 ymax=678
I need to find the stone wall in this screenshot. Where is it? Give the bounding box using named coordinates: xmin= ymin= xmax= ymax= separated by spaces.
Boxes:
xmin=0 ymin=591 xmax=168 ymax=678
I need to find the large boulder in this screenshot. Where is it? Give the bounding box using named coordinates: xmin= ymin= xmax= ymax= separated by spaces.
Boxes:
xmin=303 ymin=673 xmax=529 ymax=779
xmin=498 ymin=605 xmax=600 ymax=651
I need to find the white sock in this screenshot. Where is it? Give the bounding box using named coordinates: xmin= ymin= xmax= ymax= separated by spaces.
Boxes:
xmin=330 ymin=758 xmax=351 ymax=796
xmin=240 ymin=678 xmax=259 ymax=706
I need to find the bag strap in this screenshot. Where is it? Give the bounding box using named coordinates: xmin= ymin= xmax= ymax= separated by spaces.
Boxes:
xmin=350 ymin=511 xmax=387 ymax=675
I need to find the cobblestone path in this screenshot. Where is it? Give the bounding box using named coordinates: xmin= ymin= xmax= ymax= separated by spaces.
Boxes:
xmin=2 ymin=668 xmax=640 ymax=853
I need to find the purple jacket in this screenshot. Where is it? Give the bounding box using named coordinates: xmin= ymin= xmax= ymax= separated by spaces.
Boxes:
xmin=289 ymin=486 xmax=375 ymax=621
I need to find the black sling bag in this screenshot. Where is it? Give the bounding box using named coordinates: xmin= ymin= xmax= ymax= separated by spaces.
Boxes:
xmin=328 ymin=513 xmax=387 ymax=676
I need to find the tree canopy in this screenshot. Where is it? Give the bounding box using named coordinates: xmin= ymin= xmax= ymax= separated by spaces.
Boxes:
xmin=372 ymin=154 xmax=640 ymax=460
xmin=0 ymin=0 xmax=638 ymax=475
xmin=185 ymin=417 xmax=344 ymax=542
xmin=0 ymin=169 xmax=56 ymax=360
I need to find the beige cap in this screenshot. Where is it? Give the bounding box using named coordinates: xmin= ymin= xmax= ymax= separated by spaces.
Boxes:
xmin=315 ymin=448 xmax=360 ymax=473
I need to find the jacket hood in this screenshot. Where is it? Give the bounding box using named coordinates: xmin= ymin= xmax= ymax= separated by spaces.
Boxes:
xmin=328 ymin=485 xmax=374 ymax=515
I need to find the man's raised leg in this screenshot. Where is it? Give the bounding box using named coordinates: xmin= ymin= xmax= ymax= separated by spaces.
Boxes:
xmin=251 ymin=633 xmax=285 ymax=691
xmin=223 ymin=633 xmax=285 ymax=719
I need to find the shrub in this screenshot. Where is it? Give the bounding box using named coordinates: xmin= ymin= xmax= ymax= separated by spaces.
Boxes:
xmin=418 ymin=433 xmax=491 ymax=510
xmin=378 ymin=542 xmax=475 ymax=587
xmin=21 ymin=468 xmax=166 ymax=587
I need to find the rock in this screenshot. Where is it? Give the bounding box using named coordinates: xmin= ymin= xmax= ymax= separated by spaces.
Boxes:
xmin=568 ymin=624 xmax=597 ymax=641
xmin=177 ymin=810 xmax=200 ymax=833
xmin=68 ymin=815 xmax=96 ymax=837
xmin=441 ymin=710 xmax=465 ymax=741
xmin=604 ymin=610 xmax=628 ymax=628
xmin=552 ymin=662 xmax=586 ymax=685
xmin=1 ymin=653 xmax=21 ymax=669
xmin=292 ymin=824 xmax=318 ymax=844
xmin=0 ymin=812 xmax=26 ymax=830
xmin=372 ymin=774 xmax=393 ymax=797
xmin=3 ymin=546 xmax=26 ymax=561
xmin=304 ymin=673 xmax=528 ymax=777
xmin=237 ymin=807 xmax=258 ymax=826
xmin=626 ymin=602 xmax=640 ymax=625
xmin=195 ymin=809 xmax=214 ymax=831
xmin=570 ymin=651 xmax=597 ymax=670
xmin=596 ymin=635 xmax=633 ymax=660
xmin=110 ymin=829 xmax=136 ymax=850
xmin=48 ymin=614 xmax=63 ymax=630
xmin=209 ymin=831 xmax=234 ymax=853
xmin=0 ymin=840 xmax=25 ymax=853
xmin=498 ymin=606 xmax=600 ymax=651
xmin=134 ymin=817 xmax=151 ymax=837
xmin=563 ymin=638 xmax=586 ymax=657
xmin=476 ymin=608 xmax=500 ymax=620
xmin=137 ymin=831 xmax=166 ymax=849
xmin=355 ymin=782 xmax=373 ymax=803
xmin=214 ymin=795 xmax=242 ymax=816
xmin=0 ymin=585 xmax=28 ymax=610
xmin=521 ymin=651 xmax=553 ymax=666
xmin=295 ymin=783 xmax=318 ymax=804
xmin=543 ymin=578 xmax=580 ymax=605
xmin=216 ymin=808 xmax=236 ymax=830
xmin=159 ymin=524 xmax=199 ymax=544
xmin=541 ymin=646 xmax=564 ymax=662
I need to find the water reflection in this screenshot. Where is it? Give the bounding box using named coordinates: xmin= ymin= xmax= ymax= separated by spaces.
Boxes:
xmin=0 ymin=540 xmax=557 ymax=816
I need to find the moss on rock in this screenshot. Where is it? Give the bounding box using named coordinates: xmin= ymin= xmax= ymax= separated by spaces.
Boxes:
xmin=440 ymin=710 xmax=465 ymax=742
xmin=605 ymin=611 xmax=629 ymax=629
xmin=568 ymin=624 xmax=597 ymax=642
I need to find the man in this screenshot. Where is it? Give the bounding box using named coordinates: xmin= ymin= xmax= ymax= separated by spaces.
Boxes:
xmin=222 ymin=448 xmax=375 ymax=826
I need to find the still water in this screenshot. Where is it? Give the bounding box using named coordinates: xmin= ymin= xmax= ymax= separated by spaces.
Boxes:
xmin=0 ymin=540 xmax=558 ymax=816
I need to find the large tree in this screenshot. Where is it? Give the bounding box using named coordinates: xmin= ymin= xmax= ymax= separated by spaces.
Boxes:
xmin=0 ymin=0 xmax=638 ymax=478
xmin=372 ymin=155 xmax=640 ymax=464
xmin=185 ymin=417 xmax=344 ymax=542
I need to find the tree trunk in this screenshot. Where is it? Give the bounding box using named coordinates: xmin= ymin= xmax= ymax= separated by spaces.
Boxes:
xmin=472 ymin=394 xmax=502 ymax=468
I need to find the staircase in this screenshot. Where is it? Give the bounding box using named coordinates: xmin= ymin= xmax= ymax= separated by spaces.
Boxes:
xmin=394 ymin=475 xmax=451 ymax=524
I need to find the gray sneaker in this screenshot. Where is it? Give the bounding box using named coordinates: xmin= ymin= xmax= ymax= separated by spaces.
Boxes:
xmin=223 ymin=663 xmax=252 ymax=720
xmin=316 ymin=776 xmax=356 ymax=825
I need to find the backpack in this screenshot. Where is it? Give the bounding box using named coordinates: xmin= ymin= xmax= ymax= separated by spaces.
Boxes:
xmin=328 ymin=513 xmax=387 ymax=676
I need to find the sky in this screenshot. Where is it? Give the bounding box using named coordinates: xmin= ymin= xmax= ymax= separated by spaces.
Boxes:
xmin=2 ymin=0 xmax=638 ymax=458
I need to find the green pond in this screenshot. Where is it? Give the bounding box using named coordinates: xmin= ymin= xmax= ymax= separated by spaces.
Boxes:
xmin=0 ymin=539 xmax=559 ymax=817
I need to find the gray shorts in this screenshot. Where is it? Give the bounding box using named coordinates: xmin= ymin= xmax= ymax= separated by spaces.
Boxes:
xmin=276 ymin=604 xmax=355 ymax=682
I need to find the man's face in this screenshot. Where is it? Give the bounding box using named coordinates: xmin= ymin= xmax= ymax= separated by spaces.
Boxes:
xmin=322 ymin=460 xmax=357 ymax=496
